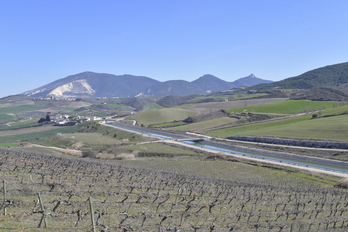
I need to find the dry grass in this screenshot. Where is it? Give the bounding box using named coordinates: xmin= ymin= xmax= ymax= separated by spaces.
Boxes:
xmin=337 ymin=177 xmax=348 ymax=188
xmin=96 ymin=151 xmax=138 ymax=160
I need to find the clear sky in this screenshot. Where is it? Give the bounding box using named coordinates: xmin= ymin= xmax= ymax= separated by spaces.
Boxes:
xmin=1 ymin=0 xmax=348 ymax=98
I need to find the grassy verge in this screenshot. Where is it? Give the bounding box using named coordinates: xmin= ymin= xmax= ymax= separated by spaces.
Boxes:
xmin=124 ymin=142 xmax=200 ymax=157
xmin=118 ymin=155 xmax=337 ymax=189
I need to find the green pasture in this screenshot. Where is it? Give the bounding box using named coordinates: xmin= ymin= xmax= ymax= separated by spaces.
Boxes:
xmin=0 ymin=114 xmax=15 ymax=122
xmin=226 ymin=100 xmax=337 ymax=114
xmin=168 ymin=117 xmax=238 ymax=131
xmin=128 ymin=108 xmax=197 ymax=126
xmin=206 ymin=113 xmax=348 ymax=142
xmin=0 ymin=119 xmax=38 ymax=131
xmin=141 ymin=103 xmax=164 ymax=111
xmin=0 ymin=105 xmax=42 ymax=114
xmin=0 ymin=105 xmax=42 ymax=123
xmin=320 ymin=104 xmax=348 ymax=116
xmin=0 ymin=126 xmax=80 ymax=144
xmin=190 ymin=93 xmax=268 ymax=103
xmin=0 ymin=143 xmax=20 ymax=147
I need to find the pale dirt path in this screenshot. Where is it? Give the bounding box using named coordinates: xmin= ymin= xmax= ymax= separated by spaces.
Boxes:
xmin=24 ymin=144 xmax=82 ymax=156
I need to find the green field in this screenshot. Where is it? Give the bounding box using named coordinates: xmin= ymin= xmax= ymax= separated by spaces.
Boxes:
xmin=168 ymin=116 xmax=238 ymax=131
xmin=226 ymin=100 xmax=337 ymax=114
xmin=0 ymin=105 xmax=43 ymax=124
xmin=0 ymin=105 xmax=42 ymax=114
xmin=0 ymin=126 xmax=80 ymax=144
xmin=128 ymin=108 xmax=197 ymax=126
xmin=189 ymin=93 xmax=268 ymax=102
xmin=0 ymin=114 xmax=15 ymax=122
xmin=206 ymin=113 xmax=348 ymax=142
xmin=141 ymin=103 xmax=164 ymax=111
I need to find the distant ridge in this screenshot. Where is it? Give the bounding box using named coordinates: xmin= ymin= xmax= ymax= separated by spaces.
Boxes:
xmin=251 ymin=62 xmax=348 ymax=90
xmin=23 ymin=72 xmax=272 ymax=98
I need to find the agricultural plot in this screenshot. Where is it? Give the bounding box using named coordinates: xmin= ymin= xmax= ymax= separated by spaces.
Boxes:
xmin=181 ymin=98 xmax=287 ymax=115
xmin=226 ymin=100 xmax=337 ymax=115
xmin=128 ymin=108 xmax=197 ymax=126
xmin=0 ymin=125 xmax=80 ymax=144
xmin=167 ymin=117 xmax=238 ymax=131
xmin=1 ymin=148 xmax=348 ymax=231
xmin=207 ymin=113 xmax=348 ymax=142
xmin=0 ymin=105 xmax=43 ymax=115
xmin=188 ymin=93 xmax=268 ymax=103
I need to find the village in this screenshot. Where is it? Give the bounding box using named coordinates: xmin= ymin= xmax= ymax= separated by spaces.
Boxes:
xmin=38 ymin=112 xmax=106 ymax=126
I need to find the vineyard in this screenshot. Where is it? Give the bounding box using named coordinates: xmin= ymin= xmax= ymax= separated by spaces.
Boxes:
xmin=1 ymin=147 xmax=348 ymax=231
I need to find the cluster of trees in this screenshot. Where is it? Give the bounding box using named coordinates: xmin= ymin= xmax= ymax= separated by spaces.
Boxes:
xmin=37 ymin=112 xmax=51 ymax=124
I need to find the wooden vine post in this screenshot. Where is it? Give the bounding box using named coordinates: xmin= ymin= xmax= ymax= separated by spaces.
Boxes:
xmin=89 ymin=196 xmax=96 ymax=232
xmin=37 ymin=192 xmax=47 ymax=228
xmin=2 ymin=180 xmax=6 ymax=215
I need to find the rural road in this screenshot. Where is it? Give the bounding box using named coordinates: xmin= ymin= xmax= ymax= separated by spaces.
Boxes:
xmin=103 ymin=122 xmax=348 ymax=178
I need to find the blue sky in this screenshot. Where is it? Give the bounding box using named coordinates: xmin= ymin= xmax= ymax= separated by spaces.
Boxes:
xmin=1 ymin=0 xmax=348 ymax=98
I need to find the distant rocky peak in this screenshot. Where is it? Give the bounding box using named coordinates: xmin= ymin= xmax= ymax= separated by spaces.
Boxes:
xmin=248 ymin=74 xmax=256 ymax=78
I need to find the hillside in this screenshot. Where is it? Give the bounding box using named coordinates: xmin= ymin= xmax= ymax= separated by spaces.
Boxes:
xmin=252 ymin=61 xmax=348 ymax=90
xmin=293 ymin=86 xmax=348 ymax=101
xmin=23 ymin=72 xmax=160 ymax=98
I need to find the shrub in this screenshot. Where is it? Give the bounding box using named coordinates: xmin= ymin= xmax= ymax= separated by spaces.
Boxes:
xmin=82 ymin=149 xmax=96 ymax=158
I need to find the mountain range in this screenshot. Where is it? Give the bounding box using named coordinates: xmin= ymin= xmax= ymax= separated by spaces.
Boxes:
xmin=22 ymin=61 xmax=348 ymax=99
xmin=23 ymin=72 xmax=272 ymax=98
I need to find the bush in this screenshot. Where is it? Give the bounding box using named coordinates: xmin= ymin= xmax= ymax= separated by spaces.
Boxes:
xmin=82 ymin=149 xmax=96 ymax=158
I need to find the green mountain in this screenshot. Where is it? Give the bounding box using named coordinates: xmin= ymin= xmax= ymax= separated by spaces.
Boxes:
xmin=252 ymin=61 xmax=348 ymax=90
